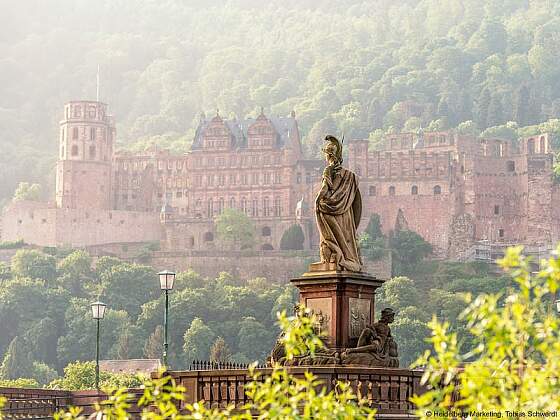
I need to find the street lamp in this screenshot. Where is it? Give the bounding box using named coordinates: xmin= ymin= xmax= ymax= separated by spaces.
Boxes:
xmin=91 ymin=301 xmax=107 ymax=390
xmin=158 ymin=270 xmax=176 ymax=368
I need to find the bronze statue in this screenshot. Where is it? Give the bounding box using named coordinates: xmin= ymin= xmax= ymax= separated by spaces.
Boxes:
xmin=341 ymin=308 xmax=399 ymax=367
xmin=313 ymin=135 xmax=363 ymax=272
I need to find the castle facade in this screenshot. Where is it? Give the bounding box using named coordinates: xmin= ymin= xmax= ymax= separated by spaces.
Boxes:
xmin=2 ymin=100 xmax=559 ymax=260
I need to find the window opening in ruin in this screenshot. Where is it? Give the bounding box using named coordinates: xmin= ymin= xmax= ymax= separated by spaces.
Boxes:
xmin=434 ymin=185 xmax=441 ymax=195
xmin=499 ymin=229 xmax=504 ymax=238
xmin=494 ymin=205 xmax=500 ymax=215
xmin=528 ymin=139 xmax=535 ymax=155
xmin=262 ymin=226 xmax=272 ymax=236
xmin=389 ymin=186 xmax=395 ymax=196
xmin=411 ymin=185 xmax=418 ymax=195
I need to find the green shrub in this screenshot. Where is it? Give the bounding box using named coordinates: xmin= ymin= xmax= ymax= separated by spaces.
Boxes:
xmin=0 ymin=239 xmax=25 ymax=250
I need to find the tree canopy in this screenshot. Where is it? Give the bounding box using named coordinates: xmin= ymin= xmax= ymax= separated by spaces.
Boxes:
xmin=3 ymin=1 xmax=560 ymax=204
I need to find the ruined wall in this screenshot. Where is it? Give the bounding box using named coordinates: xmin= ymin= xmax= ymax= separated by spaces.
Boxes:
xmin=348 ymin=140 xmax=457 ymax=255
xmin=1 ymin=201 xmax=161 ymax=247
xmin=148 ymin=250 xmax=391 ymax=283
xmin=161 ymin=216 xmax=313 ymax=252
xmin=1 ymin=201 xmax=58 ymax=246
xmin=468 ymin=155 xmax=528 ymax=244
xmin=526 ymin=154 xmax=554 ymax=245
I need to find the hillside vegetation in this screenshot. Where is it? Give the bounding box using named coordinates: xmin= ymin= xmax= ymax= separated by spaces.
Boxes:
xmin=2 ymin=0 xmax=560 ymax=204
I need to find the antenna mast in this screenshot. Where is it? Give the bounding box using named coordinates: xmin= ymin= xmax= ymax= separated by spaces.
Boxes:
xmin=96 ymin=65 xmax=100 ymax=102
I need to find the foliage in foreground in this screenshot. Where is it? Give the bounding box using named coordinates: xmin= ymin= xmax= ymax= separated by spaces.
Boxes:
xmin=54 ymin=310 xmax=375 ymax=419
xmin=48 ymin=361 xmax=144 ymax=391
xmin=413 ymin=245 xmax=560 ymax=415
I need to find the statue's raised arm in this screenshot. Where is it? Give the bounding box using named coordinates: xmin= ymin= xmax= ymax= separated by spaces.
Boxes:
xmin=311 ymin=135 xmax=363 ymax=273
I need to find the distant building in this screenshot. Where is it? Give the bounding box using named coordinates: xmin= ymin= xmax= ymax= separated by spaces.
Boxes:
xmin=100 ymin=359 xmax=161 ymax=376
xmin=348 ymin=130 xmax=558 ymax=258
xmin=2 ymin=100 xmax=559 ymax=260
xmin=1 ymin=102 xmax=321 ymax=252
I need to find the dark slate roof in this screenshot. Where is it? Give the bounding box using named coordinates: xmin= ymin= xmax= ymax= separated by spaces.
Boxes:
xmin=191 ymin=114 xmax=298 ymax=151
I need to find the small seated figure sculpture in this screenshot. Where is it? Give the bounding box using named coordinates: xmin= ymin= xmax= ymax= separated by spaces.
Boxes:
xmin=341 ymin=308 xmax=399 ymax=367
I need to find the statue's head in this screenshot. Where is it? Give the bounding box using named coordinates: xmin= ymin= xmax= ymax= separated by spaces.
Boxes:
xmin=380 ymin=308 xmax=395 ymax=323
xmin=322 ymin=135 xmax=343 ymax=166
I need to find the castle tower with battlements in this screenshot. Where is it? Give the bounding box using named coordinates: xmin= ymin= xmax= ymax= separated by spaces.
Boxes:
xmin=56 ymin=101 xmax=115 ymax=210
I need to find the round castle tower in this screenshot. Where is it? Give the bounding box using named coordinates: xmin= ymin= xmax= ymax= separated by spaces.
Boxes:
xmin=55 ymin=101 xmax=115 ymax=209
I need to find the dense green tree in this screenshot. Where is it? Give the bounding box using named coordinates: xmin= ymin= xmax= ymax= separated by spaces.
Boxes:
xmin=183 ymin=318 xmax=216 ymax=363
xmin=11 ymin=249 xmax=57 ymax=282
xmin=215 ymin=208 xmax=256 ymax=250
xmin=0 ymin=336 xmax=33 ymax=380
xmin=31 ymin=361 xmax=58 ymax=386
xmin=99 ymin=262 xmax=158 ymax=318
xmin=12 ymin=182 xmax=42 ymax=201
xmin=390 ymin=230 xmax=433 ymax=276
xmin=57 ymin=250 xmax=94 ymax=297
xmin=56 ymin=299 xmax=132 ymax=368
xmin=279 ymin=224 xmax=305 ymax=250
xmin=48 ymin=361 xmax=143 ymax=391
xmin=237 ymin=316 xmax=274 ymax=362
xmin=143 ymin=325 xmax=164 ymax=360
xmin=210 ymin=337 xmax=233 ymax=364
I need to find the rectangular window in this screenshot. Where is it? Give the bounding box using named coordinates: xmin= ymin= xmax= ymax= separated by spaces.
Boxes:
xmin=499 ymin=229 xmax=504 ymax=238
xmin=494 ymin=205 xmax=500 ymax=215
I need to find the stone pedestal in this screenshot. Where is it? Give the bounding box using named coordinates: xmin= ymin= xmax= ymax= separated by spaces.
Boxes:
xmin=290 ymin=271 xmax=385 ymax=351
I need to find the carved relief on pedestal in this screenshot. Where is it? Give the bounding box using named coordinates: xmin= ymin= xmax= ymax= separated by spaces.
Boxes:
xmin=305 ymin=297 xmax=332 ymax=338
xmin=349 ymin=298 xmax=371 ymax=339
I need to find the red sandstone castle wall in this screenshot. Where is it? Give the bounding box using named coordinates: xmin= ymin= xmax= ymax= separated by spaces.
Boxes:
xmin=2 ymin=201 xmax=161 ymax=247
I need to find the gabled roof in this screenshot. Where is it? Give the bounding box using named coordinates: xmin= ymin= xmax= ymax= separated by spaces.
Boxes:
xmin=192 ymin=113 xmax=298 ymax=151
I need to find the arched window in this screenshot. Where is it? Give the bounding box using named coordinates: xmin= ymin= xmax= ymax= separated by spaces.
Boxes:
xmin=263 ymin=197 xmax=270 ymax=217
xmin=274 ymin=197 xmax=281 ymax=216
xmin=241 ymin=197 xmax=247 ymax=214
xmin=389 ymin=186 xmax=395 ymax=196
xmin=71 ymin=145 xmax=79 ymax=156
xmin=369 ymin=186 xmax=376 ymax=196
xmin=218 ymin=197 xmax=224 ymax=214
xmin=89 ymin=145 xmax=96 ymax=159
xmin=229 ymin=197 xmax=235 ymax=208
xmin=527 ymin=138 xmax=535 ymax=155
xmin=262 ymin=226 xmax=272 ymax=237
xmin=434 ymin=185 xmax=442 ymax=195
xmin=203 ymin=232 xmax=214 ymax=242
xmin=411 ymin=185 xmax=418 ymax=195
xmin=252 ymin=199 xmax=258 ymax=216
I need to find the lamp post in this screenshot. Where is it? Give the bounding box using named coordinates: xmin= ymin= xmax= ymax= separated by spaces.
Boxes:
xmin=158 ymin=270 xmax=176 ymax=369
xmin=91 ymin=301 xmax=107 ymax=390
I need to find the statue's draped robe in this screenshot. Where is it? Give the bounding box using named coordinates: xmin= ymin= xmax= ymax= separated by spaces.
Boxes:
xmin=316 ymin=167 xmax=362 ymax=272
